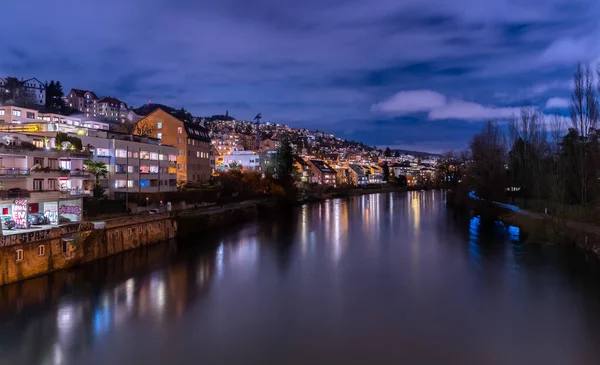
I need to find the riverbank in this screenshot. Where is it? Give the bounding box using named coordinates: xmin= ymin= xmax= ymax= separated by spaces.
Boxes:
xmin=449 ymin=189 xmax=600 ymax=255
xmin=298 ymin=185 xmax=419 ymax=204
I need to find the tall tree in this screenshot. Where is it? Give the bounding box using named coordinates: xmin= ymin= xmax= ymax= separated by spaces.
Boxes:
xmin=273 ymin=136 xmax=295 ymax=187
xmin=382 ymin=162 xmax=390 ymax=182
xmin=44 ymin=80 xmax=66 ymax=113
xmin=507 ymin=105 xmax=547 ymax=208
xmin=469 ymin=120 xmax=507 ymax=201
xmin=384 ymin=147 xmax=392 ymax=157
xmin=0 ymin=77 xmax=36 ymax=107
xmin=569 ymin=64 xmax=599 ymax=209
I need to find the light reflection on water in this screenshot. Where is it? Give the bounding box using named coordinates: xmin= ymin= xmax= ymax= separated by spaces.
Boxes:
xmin=1 ymin=191 xmax=600 ymax=365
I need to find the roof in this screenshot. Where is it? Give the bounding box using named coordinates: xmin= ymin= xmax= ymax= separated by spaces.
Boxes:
xmin=69 ymin=88 xmax=99 ymax=100
xmin=309 ymin=159 xmax=336 ymax=173
xmin=98 ymin=96 xmax=126 ymax=107
xmin=23 ymin=78 xmax=45 ymax=87
xmin=348 ymin=164 xmax=365 ymax=175
xmin=184 ymin=122 xmax=210 ymax=142
xmin=293 ymin=155 xmax=308 ymax=166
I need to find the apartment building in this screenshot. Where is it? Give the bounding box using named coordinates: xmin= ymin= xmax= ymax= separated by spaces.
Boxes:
xmin=98 ymin=97 xmax=127 ymax=122
xmin=66 ymin=89 xmax=99 ymax=117
xmin=308 ymin=159 xmax=337 ymax=186
xmin=0 ymin=77 xmax=46 ymax=106
xmin=137 ymin=109 xmax=211 ymax=183
xmin=220 ymin=151 xmax=260 ymax=171
xmin=77 ymin=131 xmax=178 ymax=198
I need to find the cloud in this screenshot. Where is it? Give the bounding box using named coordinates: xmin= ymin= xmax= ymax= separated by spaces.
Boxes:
xmin=545 ymin=97 xmax=570 ymax=109
xmin=372 ymin=90 xmax=521 ymax=121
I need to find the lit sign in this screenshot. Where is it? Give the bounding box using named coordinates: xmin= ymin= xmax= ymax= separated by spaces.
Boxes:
xmin=12 ymin=199 xmax=28 ymax=229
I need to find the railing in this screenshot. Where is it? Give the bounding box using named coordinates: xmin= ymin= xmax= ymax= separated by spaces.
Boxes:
xmin=31 ymin=169 xmax=70 ymax=177
xmin=60 ymin=188 xmax=92 ymax=196
xmin=0 ymin=190 xmax=30 ymax=199
xmin=69 ymin=170 xmax=90 ymax=177
xmin=0 ymin=168 xmax=29 ymax=177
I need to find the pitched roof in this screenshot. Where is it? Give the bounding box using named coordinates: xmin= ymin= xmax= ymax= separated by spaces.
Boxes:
xmin=293 ymin=155 xmax=308 ymax=166
xmin=23 ymin=78 xmax=45 ymax=87
xmin=69 ymin=88 xmax=99 ymax=100
xmin=349 ymin=164 xmax=365 ymax=175
xmin=309 ymin=159 xmax=336 ymax=173
xmin=98 ymin=96 xmax=126 ymax=106
xmin=184 ymin=122 xmax=210 ymax=142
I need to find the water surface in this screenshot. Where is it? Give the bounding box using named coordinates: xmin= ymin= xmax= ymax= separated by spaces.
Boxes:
xmin=2 ymin=191 xmax=600 ymax=364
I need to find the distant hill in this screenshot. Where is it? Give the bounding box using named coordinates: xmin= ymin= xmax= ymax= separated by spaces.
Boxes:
xmin=133 ymin=103 xmax=178 ymax=116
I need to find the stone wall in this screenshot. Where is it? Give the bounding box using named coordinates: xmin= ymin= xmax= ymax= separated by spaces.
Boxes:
xmin=0 ymin=214 xmax=177 ymax=286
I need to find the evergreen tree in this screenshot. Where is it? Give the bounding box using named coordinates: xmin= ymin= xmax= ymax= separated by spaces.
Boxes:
xmin=384 ymin=147 xmax=392 ymax=157
xmin=45 ymin=80 xmax=67 ymax=113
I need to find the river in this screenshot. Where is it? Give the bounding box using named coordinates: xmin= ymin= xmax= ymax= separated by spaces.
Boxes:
xmin=2 ymin=191 xmax=600 ymax=364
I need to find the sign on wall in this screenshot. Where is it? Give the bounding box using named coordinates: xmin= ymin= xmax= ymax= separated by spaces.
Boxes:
xmin=12 ymin=199 xmax=28 ymax=229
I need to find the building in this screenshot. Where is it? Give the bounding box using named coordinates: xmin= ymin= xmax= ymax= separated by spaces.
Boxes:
xmin=22 ymin=78 xmax=46 ymax=106
xmin=348 ymin=164 xmax=368 ymax=186
xmin=77 ymin=131 xmax=178 ymax=197
xmin=66 ymin=89 xmax=99 ymax=117
xmin=308 ymin=160 xmax=336 ymax=186
xmin=0 ymin=106 xmax=111 ymax=134
xmin=293 ymin=155 xmax=313 ymax=183
xmin=221 ymin=151 xmax=260 ymax=171
xmin=209 ymin=144 xmax=217 ymax=174
xmin=98 ymin=97 xmax=127 ymax=122
xmin=368 ymin=165 xmax=384 ymax=184
xmin=137 ymin=109 xmax=211 ymax=183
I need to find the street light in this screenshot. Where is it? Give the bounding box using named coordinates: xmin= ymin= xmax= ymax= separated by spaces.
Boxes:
xmin=146 ymin=196 xmax=149 ymax=209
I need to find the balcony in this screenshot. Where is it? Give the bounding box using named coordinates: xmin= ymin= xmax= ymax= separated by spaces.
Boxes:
xmin=30 ymin=168 xmax=70 ymax=178
xmin=0 ymin=144 xmax=93 ymax=159
xmin=0 ymin=189 xmax=30 ymax=199
xmin=69 ymin=170 xmax=91 ymax=177
xmin=60 ymin=188 xmax=92 ymax=197
xmin=0 ymin=168 xmax=29 ymax=177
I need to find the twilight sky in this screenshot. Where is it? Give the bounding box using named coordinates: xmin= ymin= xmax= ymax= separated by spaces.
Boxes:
xmin=1 ymin=0 xmax=597 ymax=152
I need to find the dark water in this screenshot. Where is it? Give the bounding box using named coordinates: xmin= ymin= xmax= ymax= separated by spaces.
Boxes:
xmin=2 ymin=191 xmax=600 ymax=364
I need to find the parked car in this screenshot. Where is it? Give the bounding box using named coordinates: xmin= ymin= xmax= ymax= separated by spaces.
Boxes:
xmin=28 ymin=213 xmax=47 ymax=226
xmin=1 ymin=215 xmax=15 ymax=230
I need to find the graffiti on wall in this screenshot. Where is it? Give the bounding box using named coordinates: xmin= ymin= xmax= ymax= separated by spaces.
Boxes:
xmin=12 ymin=199 xmax=28 ymax=229
xmin=0 ymin=229 xmax=54 ymax=247
xmin=59 ymin=205 xmax=81 ymax=216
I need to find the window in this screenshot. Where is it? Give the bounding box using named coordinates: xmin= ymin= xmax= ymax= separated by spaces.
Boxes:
xmin=157 ymin=122 xmax=162 ymax=129
xmin=139 ymin=165 xmax=150 ymax=174
xmin=27 ymin=112 xmax=35 ymax=119
xmin=33 ymin=179 xmax=43 ymax=191
xmin=159 ymin=154 xmax=165 ymax=161
xmin=48 ymin=179 xmax=57 ymax=190
xmin=16 ymin=249 xmax=23 ymax=262
xmin=197 ymin=151 xmax=200 ymax=158
xmin=140 ymin=179 xmax=150 ymax=187
xmin=0 ymin=110 xmax=4 ymax=116
xmin=96 ymin=148 xmax=110 ymax=157
xmin=177 ymin=164 xmax=183 ymax=170
xmin=12 ymin=110 xmax=21 ymax=117
xmin=133 ymin=152 xmax=139 ymax=158
xmin=59 ymin=160 xmax=71 ymax=170
xmin=150 ymin=152 xmax=158 ymax=160
xmin=127 ymin=165 xmax=135 ymax=173
xmin=168 ymin=154 xmax=177 ymax=162
xmin=178 ymin=150 xmax=183 ymax=156
xmin=177 ymin=137 xmax=183 ymax=144
xmin=140 ymin=151 xmax=150 ymax=160
xmin=115 ymin=164 xmax=126 ymax=173
xmin=115 ymin=149 xmax=127 ymax=158
xmin=127 ymin=180 xmax=135 ymax=188
xmin=157 ymin=133 xmax=162 ymax=139
xmin=115 ymin=180 xmax=126 ymax=188
xmin=38 ymin=245 xmax=45 ymax=256
xmin=149 ymin=166 xmax=159 ymax=173
xmin=177 ymin=127 xmax=183 ymax=134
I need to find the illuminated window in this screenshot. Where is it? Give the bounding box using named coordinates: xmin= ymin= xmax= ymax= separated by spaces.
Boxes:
xmin=115 ymin=149 xmax=127 ymax=158
xmin=177 ymin=127 xmax=183 ymax=134
xmin=150 ymin=152 xmax=158 ymax=160
xmin=96 ymin=148 xmax=110 ymax=157
xmin=157 ymin=133 xmax=162 ymax=139
xmin=149 ymin=166 xmax=159 ymax=173
xmin=157 ymin=122 xmax=162 ymax=129
xmin=0 ymin=110 xmax=5 ymax=116
xmin=127 ymin=180 xmax=135 ymax=188
xmin=12 ymin=110 xmax=21 ymax=117
xmin=140 ymin=179 xmax=150 ymax=187
xmin=168 ymin=154 xmax=177 ymax=162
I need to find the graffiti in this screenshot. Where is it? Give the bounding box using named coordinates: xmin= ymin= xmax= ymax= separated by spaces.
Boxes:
xmin=0 ymin=229 xmax=53 ymax=247
xmin=78 ymin=222 xmax=95 ymax=231
xmin=59 ymin=205 xmax=81 ymax=216
xmin=12 ymin=199 xmax=28 ymax=229
xmin=44 ymin=210 xmax=58 ymax=225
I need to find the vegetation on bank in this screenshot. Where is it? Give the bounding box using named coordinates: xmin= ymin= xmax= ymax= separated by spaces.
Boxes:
xmin=438 ymin=63 xmax=600 ymax=245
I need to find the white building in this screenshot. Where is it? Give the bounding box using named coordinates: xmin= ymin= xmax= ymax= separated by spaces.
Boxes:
xmin=22 ymin=78 xmax=46 ymax=106
xmin=220 ymin=151 xmax=260 ymax=171
xmin=0 ymin=106 xmax=111 ymax=132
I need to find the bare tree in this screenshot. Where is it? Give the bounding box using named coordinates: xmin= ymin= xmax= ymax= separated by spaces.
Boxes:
xmin=469 ymin=120 xmax=507 ymax=201
xmin=569 ymin=64 xmax=599 ymax=210
xmin=507 ymin=105 xmax=547 ymax=208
